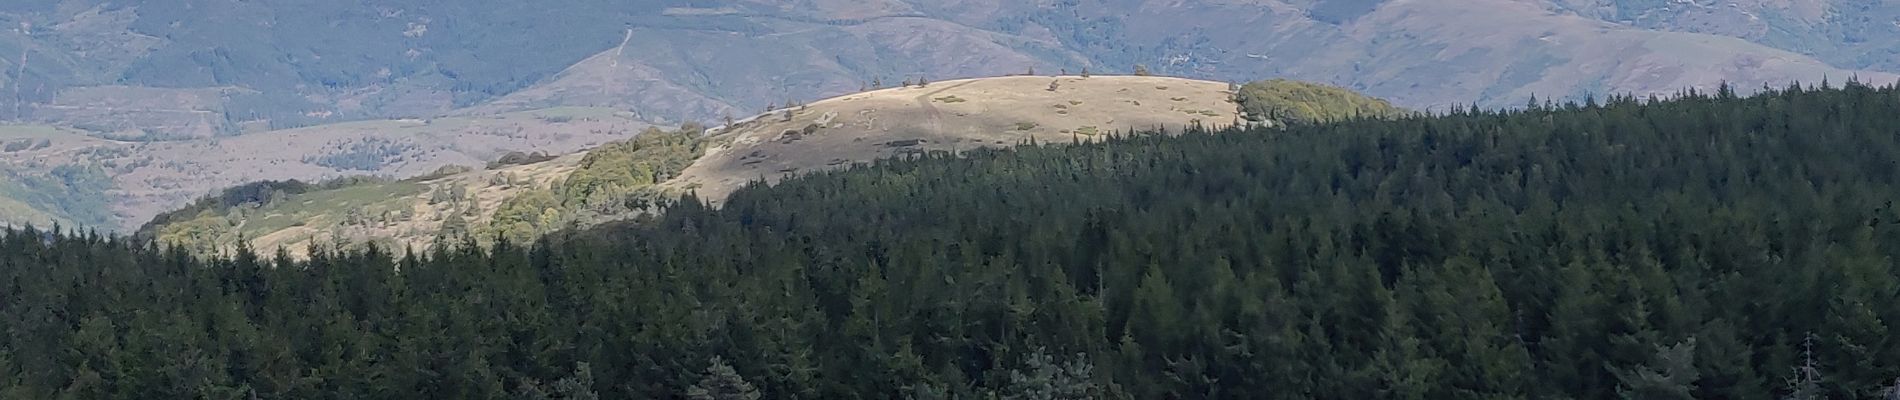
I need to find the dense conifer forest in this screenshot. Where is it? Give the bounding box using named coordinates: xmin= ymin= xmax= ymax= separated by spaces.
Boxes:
xmin=5 ymin=83 xmax=1900 ymax=399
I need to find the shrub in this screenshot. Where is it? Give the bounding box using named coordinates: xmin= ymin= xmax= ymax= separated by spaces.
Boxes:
xmin=1234 ymin=79 xmax=1407 ymax=125
xmin=488 ymin=151 xmax=558 ymax=169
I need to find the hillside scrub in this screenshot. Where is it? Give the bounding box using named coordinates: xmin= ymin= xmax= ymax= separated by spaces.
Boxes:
xmin=0 ymin=164 xmax=115 ymax=229
xmin=7 ymin=83 xmax=1900 ymax=398
xmin=484 ymin=126 xmax=712 ymax=242
xmin=1235 ymin=79 xmax=1408 ymax=125
xmin=560 ymin=126 xmax=706 ymax=201
xmin=135 ymin=176 xmax=400 ymax=253
xmin=135 ymin=123 xmax=716 ymax=255
xmin=488 ymin=189 xmax=563 ymax=245
xmin=301 ymin=138 xmax=418 ymax=171
xmin=487 ymin=151 xmax=559 ymax=169
xmin=138 ymin=180 xmax=317 ymax=236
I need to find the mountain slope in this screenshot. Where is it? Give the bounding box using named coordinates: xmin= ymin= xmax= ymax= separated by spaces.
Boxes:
xmin=0 ymin=1 xmax=1096 ymax=135
xmin=1550 ymin=0 xmax=1900 ymax=72
xmin=663 ymin=75 xmax=1263 ymax=202
xmin=141 ymin=76 xmax=1397 ymax=255
xmin=1059 ymin=0 xmax=1894 ymax=109
xmin=465 ymin=0 xmax=1899 ymax=117
xmin=464 ymin=17 xmax=1089 ymax=125
xmin=0 ymin=107 xmax=652 ymax=231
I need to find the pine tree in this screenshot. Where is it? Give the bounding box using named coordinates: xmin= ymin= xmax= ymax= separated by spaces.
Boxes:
xmin=1370 ymin=287 xmax=1444 ymax=400
xmin=1694 ymin=319 xmax=1767 ymax=399
xmin=1786 ymin=334 xmax=1826 ymax=400
xmin=999 ymin=349 xmax=1099 ymax=400
xmin=1614 ymin=338 xmax=1700 ymax=400
xmin=553 ymin=363 xmax=599 ymax=400
xmin=1404 ymin=256 xmax=1532 ymax=398
xmin=1128 ymin=265 xmax=1184 ymax=351
xmin=515 ymin=378 xmax=554 ymax=400
xmin=1818 ymin=227 xmax=1898 ymax=396
xmin=1540 ymin=259 xmax=1612 ymax=396
xmin=907 ymin=383 xmax=953 ymax=400
xmin=687 ymin=357 xmax=761 ymax=400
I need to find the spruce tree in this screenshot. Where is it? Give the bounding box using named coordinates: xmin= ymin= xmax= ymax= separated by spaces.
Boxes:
xmin=1614 ymin=339 xmax=1700 ymax=400
xmin=687 ymin=357 xmax=760 ymax=400
xmin=1000 ymin=349 xmax=1098 ymax=400
xmin=553 ymin=363 xmax=599 ymax=400
xmin=1786 ymin=334 xmax=1826 ymax=400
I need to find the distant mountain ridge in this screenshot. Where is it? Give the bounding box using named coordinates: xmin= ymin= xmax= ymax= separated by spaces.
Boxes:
xmin=1549 ymin=0 xmax=1900 ymax=72
xmin=0 ymin=0 xmax=1893 ymax=138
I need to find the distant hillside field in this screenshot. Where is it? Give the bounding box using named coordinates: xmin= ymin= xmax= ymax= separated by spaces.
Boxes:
xmin=0 ymin=107 xmax=652 ymax=231
xmin=140 ymin=76 xmax=1398 ymax=255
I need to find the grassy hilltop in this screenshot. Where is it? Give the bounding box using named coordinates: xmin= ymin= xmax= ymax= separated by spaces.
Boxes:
xmin=140 ymin=76 xmax=1400 ymax=255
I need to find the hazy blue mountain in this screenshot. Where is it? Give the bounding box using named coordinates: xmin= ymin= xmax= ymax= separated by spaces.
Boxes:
xmin=1552 ymin=0 xmax=1900 ymax=71
xmin=0 ymin=0 xmax=1893 ymax=139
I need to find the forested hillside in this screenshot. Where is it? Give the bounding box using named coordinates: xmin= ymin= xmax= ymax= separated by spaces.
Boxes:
xmin=5 ymin=83 xmax=1900 ymax=398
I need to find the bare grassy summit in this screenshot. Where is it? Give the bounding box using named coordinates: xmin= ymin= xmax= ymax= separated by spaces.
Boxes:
xmin=662 ymin=75 xmax=1256 ymax=202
